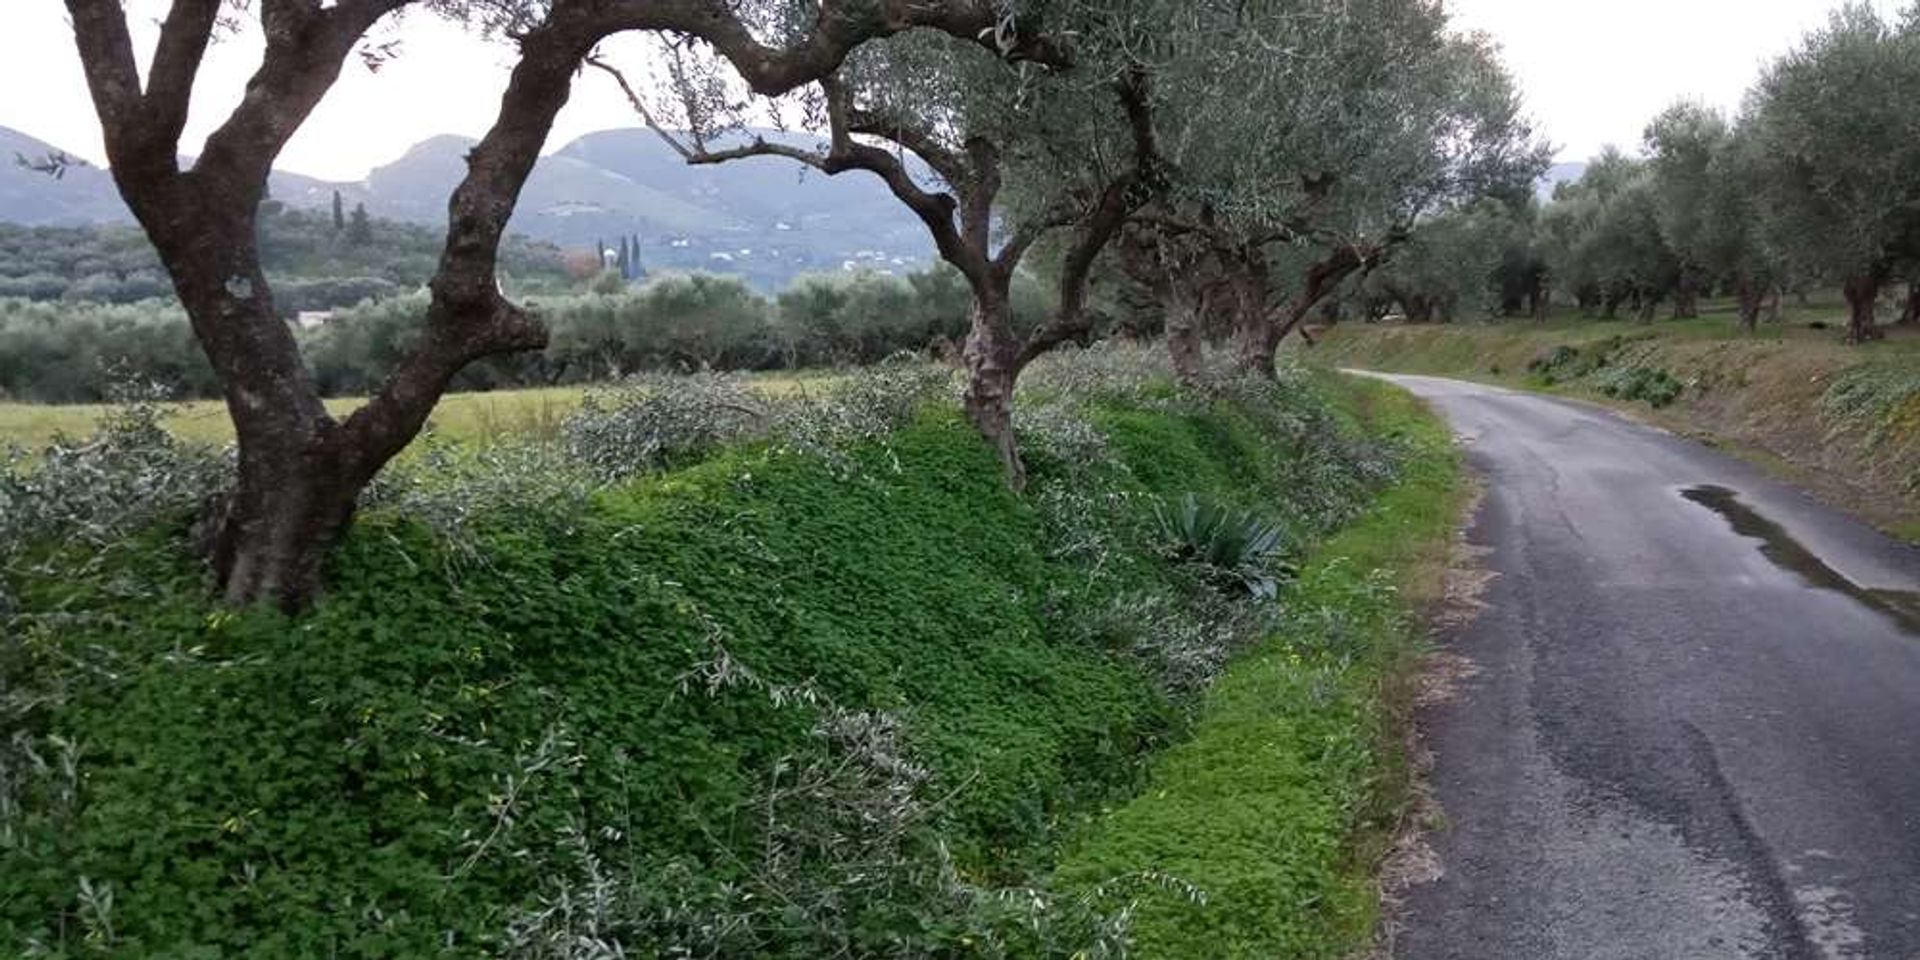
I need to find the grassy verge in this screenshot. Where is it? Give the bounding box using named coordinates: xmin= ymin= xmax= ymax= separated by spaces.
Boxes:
xmin=1307 ymin=314 xmax=1920 ymax=542
xmin=1053 ymin=373 xmax=1464 ymax=958
xmin=2 ymin=351 xmax=1426 ymax=958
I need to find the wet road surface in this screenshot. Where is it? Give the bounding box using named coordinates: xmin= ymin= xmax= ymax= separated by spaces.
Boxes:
xmin=1371 ymin=374 xmax=1920 ymax=960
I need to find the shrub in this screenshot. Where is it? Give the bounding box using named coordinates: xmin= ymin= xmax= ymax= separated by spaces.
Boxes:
xmin=562 ymin=371 xmax=767 ymax=481
xmin=1594 ymin=365 xmax=1683 ymax=407
xmin=1819 ymin=363 xmax=1920 ymax=450
xmin=1154 ymin=494 xmax=1298 ymax=600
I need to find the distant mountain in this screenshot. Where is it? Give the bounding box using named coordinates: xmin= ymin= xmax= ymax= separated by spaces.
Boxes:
xmin=0 ymin=126 xmax=134 ymax=225
xmin=0 ymin=124 xmax=934 ymax=289
xmin=1537 ymin=161 xmax=1588 ymax=201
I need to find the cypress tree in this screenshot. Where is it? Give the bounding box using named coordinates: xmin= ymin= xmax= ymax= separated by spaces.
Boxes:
xmin=347 ymin=202 xmax=373 ymax=244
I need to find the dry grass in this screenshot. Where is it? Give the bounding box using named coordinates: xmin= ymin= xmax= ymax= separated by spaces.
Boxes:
xmin=0 ymin=374 xmax=828 ymax=452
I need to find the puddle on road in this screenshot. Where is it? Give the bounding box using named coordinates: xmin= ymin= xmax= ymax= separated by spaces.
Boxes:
xmin=1680 ymin=484 xmax=1920 ymax=635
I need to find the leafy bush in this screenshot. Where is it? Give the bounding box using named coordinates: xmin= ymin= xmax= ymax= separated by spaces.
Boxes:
xmin=0 ymin=384 xmax=227 ymax=575
xmin=1594 ymin=365 xmax=1683 ymax=407
xmin=562 ymin=372 xmax=767 ymax=480
xmin=1154 ymin=494 xmax=1298 ymax=600
xmin=1819 ymin=363 xmax=1920 ymax=450
xmin=1526 ymin=343 xmax=1586 ymax=383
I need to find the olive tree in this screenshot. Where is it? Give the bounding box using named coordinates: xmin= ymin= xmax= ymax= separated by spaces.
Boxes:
xmin=1643 ymin=101 xmax=1730 ymax=319
xmin=1745 ymin=3 xmax=1920 ymax=343
xmin=617 ymin=6 xmax=1165 ymax=486
xmin=1697 ymin=125 xmax=1785 ymax=331
xmin=1542 ymin=151 xmax=1678 ymax=320
xmin=1137 ymin=0 xmax=1547 ymax=376
xmin=1365 ymin=200 xmax=1520 ymax=323
xmin=62 ymin=0 xmax=1055 ymax=608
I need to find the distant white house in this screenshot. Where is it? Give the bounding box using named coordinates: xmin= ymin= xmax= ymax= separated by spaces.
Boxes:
xmin=296 ymin=310 xmax=333 ymax=329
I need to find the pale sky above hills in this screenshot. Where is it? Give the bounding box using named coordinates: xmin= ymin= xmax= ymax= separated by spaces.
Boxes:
xmin=0 ymin=0 xmax=1906 ymax=181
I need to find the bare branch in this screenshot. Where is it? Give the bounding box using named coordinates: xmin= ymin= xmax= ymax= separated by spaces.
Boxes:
xmin=585 ymin=56 xmax=698 ymax=162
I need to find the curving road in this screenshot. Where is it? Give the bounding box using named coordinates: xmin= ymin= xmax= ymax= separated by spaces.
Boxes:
xmin=1369 ymin=373 xmax=1920 ymax=960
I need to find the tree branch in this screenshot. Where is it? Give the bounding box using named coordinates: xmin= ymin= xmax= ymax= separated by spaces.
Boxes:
xmin=594 ymin=58 xmax=984 ymax=279
xmin=597 ymin=0 xmax=1071 ymax=98
xmin=192 ymin=0 xmax=413 ymax=201
xmin=844 ymin=107 xmax=970 ymax=193
xmin=1017 ymin=67 xmax=1165 ymax=366
xmin=62 ymin=0 xmax=147 ymax=168
xmin=144 ymin=0 xmax=224 ymax=152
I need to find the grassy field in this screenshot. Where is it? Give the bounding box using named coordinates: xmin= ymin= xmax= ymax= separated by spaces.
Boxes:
xmin=1304 ymin=296 xmax=1920 ymax=541
xmin=0 ymin=374 xmax=827 ymax=451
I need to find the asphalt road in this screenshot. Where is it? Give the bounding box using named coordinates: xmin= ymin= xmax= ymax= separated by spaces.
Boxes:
xmin=1372 ymin=373 xmax=1920 ymax=960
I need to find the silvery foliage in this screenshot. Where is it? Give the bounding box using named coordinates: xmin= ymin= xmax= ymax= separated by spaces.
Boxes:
xmin=1744 ymin=3 xmax=1920 ymax=281
xmin=767 ymin=355 xmax=959 ymax=474
xmin=1020 ymin=343 xmax=1291 ymax=695
xmin=500 ymin=628 xmax=1188 ymax=959
xmin=563 ymin=371 xmax=768 ymax=482
xmin=1071 ymin=588 xmax=1271 ymax=698
xmin=1022 ymin=339 xmax=1171 ymax=403
xmin=1020 ymin=341 xmax=1402 ymax=694
xmin=0 ymin=382 xmax=228 ymax=598
xmin=0 ymin=383 xmax=229 ymax=875
xmin=561 ymin=357 xmax=957 ymax=484
xmin=360 ymin=439 xmax=597 ymax=580
xmin=1152 ymin=0 xmax=1546 ymax=240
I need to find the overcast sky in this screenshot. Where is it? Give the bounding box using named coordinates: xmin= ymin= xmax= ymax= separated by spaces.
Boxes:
xmin=0 ymin=0 xmax=1904 ymax=182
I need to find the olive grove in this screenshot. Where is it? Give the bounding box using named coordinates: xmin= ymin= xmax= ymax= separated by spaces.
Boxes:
xmin=58 ymin=0 xmax=1546 ymax=601
xmin=62 ymin=0 xmax=1074 ymax=607
xmin=1380 ymin=3 xmax=1920 ymax=343
xmin=613 ymin=0 xmax=1545 ymax=479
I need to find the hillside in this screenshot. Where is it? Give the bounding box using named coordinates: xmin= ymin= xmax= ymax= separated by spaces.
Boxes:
xmin=1 ymin=124 xmax=934 ymax=289
xmin=0 ymin=205 xmax=572 ymax=309
xmin=6 ymin=121 xmax=1591 ymax=289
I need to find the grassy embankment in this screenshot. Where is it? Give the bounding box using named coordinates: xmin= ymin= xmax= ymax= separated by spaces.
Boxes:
xmin=1057 ymin=374 xmax=1464 ymax=958
xmin=1 ymin=359 xmax=1463 ymax=958
xmin=1306 ymin=295 xmax=1920 ymax=540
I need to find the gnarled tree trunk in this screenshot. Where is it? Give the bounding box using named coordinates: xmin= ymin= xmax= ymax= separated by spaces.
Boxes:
xmin=1164 ymin=291 xmax=1206 ymax=387
xmin=960 ymin=293 xmax=1026 ymax=490
xmin=212 ymin=427 xmax=366 ymax=608
xmin=1229 ymin=249 xmax=1279 ymax=378
xmin=1672 ymin=268 xmax=1701 ymax=319
xmin=1735 ymin=275 xmax=1764 ymax=333
xmin=1842 ymin=272 xmax=1885 ymax=344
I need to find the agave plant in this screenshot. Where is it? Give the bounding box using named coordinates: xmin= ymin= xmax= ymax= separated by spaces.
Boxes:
xmin=1153 ymin=494 xmax=1298 ymax=600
